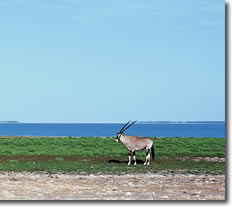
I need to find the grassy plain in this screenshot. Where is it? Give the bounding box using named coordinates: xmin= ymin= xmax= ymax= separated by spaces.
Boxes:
xmin=0 ymin=136 xmax=225 ymax=175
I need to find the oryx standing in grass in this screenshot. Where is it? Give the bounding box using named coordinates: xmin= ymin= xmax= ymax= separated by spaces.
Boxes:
xmin=115 ymin=121 xmax=155 ymax=165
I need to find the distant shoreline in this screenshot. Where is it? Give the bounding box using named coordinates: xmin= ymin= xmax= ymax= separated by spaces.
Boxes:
xmin=0 ymin=121 xmax=19 ymax=123
xmin=137 ymin=121 xmax=225 ymax=124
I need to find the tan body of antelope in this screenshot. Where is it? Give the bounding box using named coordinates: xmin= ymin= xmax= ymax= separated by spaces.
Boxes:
xmin=115 ymin=121 xmax=155 ymax=165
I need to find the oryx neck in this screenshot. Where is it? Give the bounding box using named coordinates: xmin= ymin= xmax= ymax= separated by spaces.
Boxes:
xmin=120 ymin=134 xmax=126 ymax=143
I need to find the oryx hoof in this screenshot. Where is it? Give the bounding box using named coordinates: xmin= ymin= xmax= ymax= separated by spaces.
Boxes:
xmin=144 ymin=162 xmax=147 ymax=165
xmin=147 ymin=162 xmax=150 ymax=166
xmin=128 ymin=162 xmax=131 ymax=165
xmin=134 ymin=162 xmax=137 ymax=165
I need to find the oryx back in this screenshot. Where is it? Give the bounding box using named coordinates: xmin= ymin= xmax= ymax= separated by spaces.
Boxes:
xmin=121 ymin=135 xmax=153 ymax=151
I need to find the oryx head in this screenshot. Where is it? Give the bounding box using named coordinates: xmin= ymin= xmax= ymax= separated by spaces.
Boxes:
xmin=115 ymin=120 xmax=137 ymax=142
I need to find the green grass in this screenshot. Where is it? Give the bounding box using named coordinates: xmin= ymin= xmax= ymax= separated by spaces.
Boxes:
xmin=0 ymin=136 xmax=225 ymax=175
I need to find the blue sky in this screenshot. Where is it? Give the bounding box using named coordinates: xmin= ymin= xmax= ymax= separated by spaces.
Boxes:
xmin=0 ymin=0 xmax=224 ymax=123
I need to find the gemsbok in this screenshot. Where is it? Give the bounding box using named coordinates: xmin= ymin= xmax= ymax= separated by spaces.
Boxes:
xmin=115 ymin=120 xmax=154 ymax=165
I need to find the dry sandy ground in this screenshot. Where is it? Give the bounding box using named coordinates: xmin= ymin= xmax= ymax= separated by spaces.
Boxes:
xmin=0 ymin=172 xmax=225 ymax=200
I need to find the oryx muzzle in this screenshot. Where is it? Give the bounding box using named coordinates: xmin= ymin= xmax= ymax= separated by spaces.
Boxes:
xmin=115 ymin=121 xmax=154 ymax=166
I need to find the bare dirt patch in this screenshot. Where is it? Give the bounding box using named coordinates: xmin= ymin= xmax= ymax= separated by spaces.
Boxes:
xmin=0 ymin=172 xmax=225 ymax=200
xmin=176 ymin=157 xmax=225 ymax=162
xmin=193 ymin=157 xmax=225 ymax=162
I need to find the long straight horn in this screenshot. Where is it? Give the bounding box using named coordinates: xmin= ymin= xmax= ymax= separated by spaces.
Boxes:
xmin=119 ymin=120 xmax=131 ymax=134
xmin=121 ymin=120 xmax=137 ymax=133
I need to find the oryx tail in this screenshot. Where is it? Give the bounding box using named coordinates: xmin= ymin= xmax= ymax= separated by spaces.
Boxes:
xmin=151 ymin=145 xmax=155 ymax=159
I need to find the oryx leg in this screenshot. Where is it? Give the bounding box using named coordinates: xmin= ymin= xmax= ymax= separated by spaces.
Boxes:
xmin=128 ymin=151 xmax=132 ymax=165
xmin=144 ymin=148 xmax=150 ymax=165
xmin=133 ymin=151 xmax=136 ymax=165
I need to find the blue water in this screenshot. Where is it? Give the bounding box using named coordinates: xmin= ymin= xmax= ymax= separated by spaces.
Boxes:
xmin=0 ymin=122 xmax=225 ymax=138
